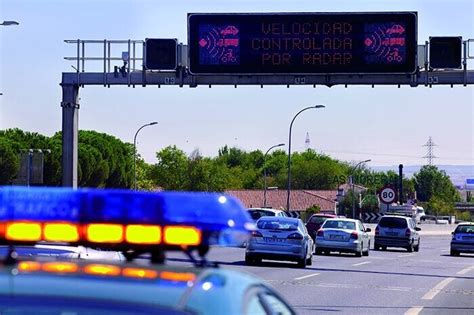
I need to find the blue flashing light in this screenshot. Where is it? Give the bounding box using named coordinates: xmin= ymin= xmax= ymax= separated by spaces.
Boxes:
xmin=0 ymin=186 xmax=253 ymax=246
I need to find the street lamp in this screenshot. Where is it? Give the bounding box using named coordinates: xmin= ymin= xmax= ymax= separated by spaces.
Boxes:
xmin=351 ymin=159 xmax=371 ymax=219
xmin=263 ymin=143 xmax=285 ymax=207
xmin=1 ymin=20 xmax=19 ymax=96
xmin=286 ymin=105 xmax=325 ymax=211
xmin=0 ymin=21 xmax=19 ymax=26
xmin=133 ymin=122 xmax=158 ymax=190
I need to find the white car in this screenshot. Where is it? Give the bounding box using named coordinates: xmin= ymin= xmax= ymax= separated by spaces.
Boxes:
xmin=315 ymin=218 xmax=371 ymax=257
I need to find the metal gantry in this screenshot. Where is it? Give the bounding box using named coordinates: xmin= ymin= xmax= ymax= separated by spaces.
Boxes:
xmin=61 ymin=39 xmax=474 ymax=187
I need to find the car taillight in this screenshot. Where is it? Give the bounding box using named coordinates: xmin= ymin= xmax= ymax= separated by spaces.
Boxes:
xmin=252 ymin=231 xmax=263 ymax=237
xmin=316 ymin=229 xmax=324 ymax=237
xmin=375 ymin=227 xmax=379 ymax=236
xmin=350 ymin=232 xmax=358 ymax=240
xmin=405 ymin=228 xmax=411 ymax=237
xmin=287 ymin=233 xmax=303 ymax=240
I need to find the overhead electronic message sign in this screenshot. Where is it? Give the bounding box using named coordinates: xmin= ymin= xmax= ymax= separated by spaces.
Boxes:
xmin=188 ymin=12 xmax=417 ymax=74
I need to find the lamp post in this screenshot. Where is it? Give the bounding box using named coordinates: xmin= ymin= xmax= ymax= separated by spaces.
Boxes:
xmin=263 ymin=143 xmax=285 ymax=207
xmin=0 ymin=21 xmax=19 ymax=26
xmin=286 ymin=105 xmax=325 ymax=211
xmin=133 ymin=122 xmax=157 ymax=190
xmin=351 ymin=159 xmax=371 ymax=219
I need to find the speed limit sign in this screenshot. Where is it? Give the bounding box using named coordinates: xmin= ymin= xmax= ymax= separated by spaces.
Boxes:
xmin=379 ymin=186 xmax=397 ymax=204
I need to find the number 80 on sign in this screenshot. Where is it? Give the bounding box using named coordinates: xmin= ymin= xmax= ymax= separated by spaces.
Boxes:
xmin=379 ymin=186 xmax=396 ymax=204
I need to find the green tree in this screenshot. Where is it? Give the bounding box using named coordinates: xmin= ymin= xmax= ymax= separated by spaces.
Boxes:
xmin=414 ymin=165 xmax=460 ymax=202
xmin=0 ymin=138 xmax=19 ymax=185
xmin=426 ymin=196 xmax=456 ymax=216
xmin=151 ymin=145 xmax=189 ymax=190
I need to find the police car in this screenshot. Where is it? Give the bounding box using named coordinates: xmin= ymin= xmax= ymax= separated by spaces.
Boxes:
xmin=0 ymin=186 xmax=295 ymax=314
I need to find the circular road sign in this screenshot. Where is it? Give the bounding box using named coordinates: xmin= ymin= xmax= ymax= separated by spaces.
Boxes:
xmin=379 ymin=186 xmax=396 ymax=204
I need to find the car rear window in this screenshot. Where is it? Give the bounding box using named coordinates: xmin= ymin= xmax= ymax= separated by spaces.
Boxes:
xmin=322 ymin=220 xmax=355 ymax=230
xmin=309 ymin=216 xmax=329 ymax=224
xmin=379 ymin=217 xmax=408 ymax=228
xmin=455 ymin=225 xmax=474 ymax=234
xmin=248 ymin=210 xmax=275 ymax=220
xmin=257 ymin=220 xmax=298 ymax=231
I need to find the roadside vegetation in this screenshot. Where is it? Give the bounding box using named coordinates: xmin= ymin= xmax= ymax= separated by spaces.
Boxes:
xmin=0 ymin=128 xmax=469 ymax=220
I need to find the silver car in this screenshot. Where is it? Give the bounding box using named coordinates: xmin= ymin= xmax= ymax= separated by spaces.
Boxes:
xmin=245 ymin=217 xmax=314 ymax=268
xmin=450 ymin=222 xmax=474 ymax=256
xmin=374 ymin=215 xmax=421 ymax=252
xmin=315 ymin=218 xmax=371 ymax=257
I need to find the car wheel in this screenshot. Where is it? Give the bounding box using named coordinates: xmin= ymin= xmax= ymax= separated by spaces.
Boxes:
xmin=450 ymin=249 xmax=459 ymax=256
xmin=323 ymin=250 xmax=330 ymax=256
xmin=363 ymin=243 xmax=369 ymax=257
xmin=298 ymin=253 xmax=307 ymax=268
xmin=381 ymin=246 xmax=387 ymax=251
xmin=414 ymin=240 xmax=420 ymax=252
xmin=315 ymin=248 xmax=323 ymax=255
xmin=245 ymin=255 xmax=253 ymax=265
xmin=374 ymin=243 xmax=380 ymax=251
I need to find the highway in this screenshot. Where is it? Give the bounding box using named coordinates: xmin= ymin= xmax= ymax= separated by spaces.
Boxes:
xmin=166 ymin=235 xmax=474 ymax=314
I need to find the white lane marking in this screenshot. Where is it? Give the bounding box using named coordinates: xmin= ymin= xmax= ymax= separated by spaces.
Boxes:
xmin=421 ymin=277 xmax=455 ymax=300
xmin=457 ymin=265 xmax=474 ymax=275
xmin=404 ymin=306 xmax=423 ymax=315
xmin=352 ymin=261 xmax=371 ymax=266
xmin=398 ymin=253 xmax=415 ymax=258
xmin=294 ymin=273 xmax=320 ymax=281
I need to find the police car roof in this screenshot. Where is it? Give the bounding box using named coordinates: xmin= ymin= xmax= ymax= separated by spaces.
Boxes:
xmin=0 ymin=258 xmax=264 ymax=314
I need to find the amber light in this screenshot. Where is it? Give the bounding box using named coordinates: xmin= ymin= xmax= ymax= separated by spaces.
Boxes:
xmin=84 ymin=264 xmax=121 ymax=276
xmin=122 ymin=267 xmax=158 ymax=279
xmin=160 ymin=271 xmax=196 ymax=282
xmin=43 ymin=223 xmax=79 ymax=242
xmin=42 ymin=262 xmax=78 ymax=273
xmin=6 ymin=222 xmax=42 ymax=241
xmin=163 ymin=226 xmax=201 ymax=246
xmin=125 ymin=224 xmax=161 ymax=244
xmin=85 ymin=224 xmax=124 ymax=243
xmin=18 ymin=261 xmax=41 ymax=272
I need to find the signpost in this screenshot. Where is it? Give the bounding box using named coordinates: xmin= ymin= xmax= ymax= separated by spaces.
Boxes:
xmin=378 ymin=185 xmax=397 ymax=212
xmin=188 ymin=12 xmax=417 ymax=74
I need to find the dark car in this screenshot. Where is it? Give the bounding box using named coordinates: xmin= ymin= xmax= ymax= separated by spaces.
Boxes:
xmin=305 ymin=213 xmax=337 ymax=239
xmin=374 ymin=215 xmax=421 ymax=252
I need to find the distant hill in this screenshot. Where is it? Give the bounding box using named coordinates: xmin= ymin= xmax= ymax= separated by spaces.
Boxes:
xmin=371 ymin=165 xmax=474 ymax=187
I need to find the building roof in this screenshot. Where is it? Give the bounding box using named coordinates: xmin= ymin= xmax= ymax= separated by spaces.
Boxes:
xmin=225 ymin=189 xmax=337 ymax=212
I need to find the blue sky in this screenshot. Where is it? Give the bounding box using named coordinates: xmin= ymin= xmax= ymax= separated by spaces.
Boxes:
xmin=1 ymin=0 xmax=473 ymax=166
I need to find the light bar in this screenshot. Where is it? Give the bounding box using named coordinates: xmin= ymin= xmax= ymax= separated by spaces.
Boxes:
xmin=85 ymin=224 xmax=124 ymax=243
xmin=125 ymin=224 xmax=161 ymax=244
xmin=42 ymin=262 xmax=78 ymax=273
xmin=0 ymin=186 xmax=253 ymax=249
xmin=122 ymin=267 xmax=158 ymax=279
xmin=6 ymin=222 xmax=42 ymax=241
xmin=84 ymin=264 xmax=121 ymax=276
xmin=16 ymin=261 xmax=196 ymax=283
xmin=44 ymin=223 xmax=79 ymax=242
xmin=164 ymin=226 xmax=201 ymax=246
